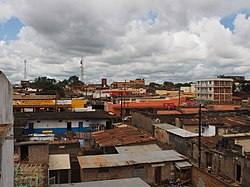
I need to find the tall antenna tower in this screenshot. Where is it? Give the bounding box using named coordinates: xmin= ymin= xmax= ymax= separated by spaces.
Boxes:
xmin=80 ymin=58 xmax=84 ymax=84
xmin=24 ymin=59 xmax=27 ymax=80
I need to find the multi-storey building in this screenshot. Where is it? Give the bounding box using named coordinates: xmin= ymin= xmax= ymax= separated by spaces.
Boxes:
xmin=111 ymin=79 xmax=145 ymax=89
xmin=196 ymin=78 xmax=233 ymax=103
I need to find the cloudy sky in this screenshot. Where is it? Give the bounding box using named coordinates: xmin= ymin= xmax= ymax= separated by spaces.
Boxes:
xmin=0 ymin=0 xmax=250 ymax=84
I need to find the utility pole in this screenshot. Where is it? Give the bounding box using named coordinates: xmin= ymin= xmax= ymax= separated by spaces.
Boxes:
xmin=124 ymin=80 xmax=126 ymax=116
xmin=24 ymin=59 xmax=27 ymax=80
xmin=120 ymin=91 xmax=123 ymax=121
xmin=178 ymin=86 xmax=181 ymax=108
xmin=198 ymin=104 xmax=202 ymax=168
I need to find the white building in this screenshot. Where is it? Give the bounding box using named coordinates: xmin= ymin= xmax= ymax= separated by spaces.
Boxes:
xmin=15 ymin=111 xmax=114 ymax=135
xmin=0 ymin=71 xmax=14 ymax=187
xmin=196 ymin=78 xmax=233 ymax=103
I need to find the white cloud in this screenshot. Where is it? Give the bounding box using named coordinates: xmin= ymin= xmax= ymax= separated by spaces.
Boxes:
xmin=1 ymin=0 xmax=250 ymax=84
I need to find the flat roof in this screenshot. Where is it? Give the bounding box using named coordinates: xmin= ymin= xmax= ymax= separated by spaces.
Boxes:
xmin=235 ymin=139 xmax=250 ymax=153
xmin=14 ymin=111 xmax=114 ymax=122
xmin=167 ymin=128 xmax=197 ymax=138
xmin=52 ymin=178 xmax=150 ymax=187
xmin=153 ymin=123 xmax=178 ymax=131
xmin=49 ymin=154 xmax=71 ymax=170
xmin=157 ymin=110 xmax=181 ymax=115
xmin=222 ymin=133 xmax=250 ymax=138
xmin=197 ymin=78 xmax=233 ymax=81
xmin=92 ymin=126 xmax=156 ymax=147
xmin=175 ymin=161 xmax=192 ymax=170
xmin=77 ymin=150 xmax=187 ymax=169
xmin=115 ymin=144 xmax=162 ymax=154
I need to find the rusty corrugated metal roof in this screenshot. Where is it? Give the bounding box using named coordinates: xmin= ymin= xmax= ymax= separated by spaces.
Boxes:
xmin=115 ymin=144 xmax=162 ymax=154
xmin=91 ymin=126 xmax=156 ymax=147
xmin=77 ymin=150 xmax=187 ymax=169
xmin=180 ymin=116 xmax=250 ymax=127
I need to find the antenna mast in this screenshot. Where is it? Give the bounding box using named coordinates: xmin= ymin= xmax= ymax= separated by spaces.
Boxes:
xmin=80 ymin=58 xmax=84 ymax=84
xmin=24 ymin=59 xmax=27 ymax=80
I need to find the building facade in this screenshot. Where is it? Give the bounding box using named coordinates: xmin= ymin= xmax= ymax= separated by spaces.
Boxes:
xmin=111 ymin=79 xmax=145 ymax=89
xmin=196 ymin=78 xmax=233 ymax=103
xmin=0 ymin=71 xmax=14 ymax=187
xmin=15 ymin=111 xmax=114 ymax=135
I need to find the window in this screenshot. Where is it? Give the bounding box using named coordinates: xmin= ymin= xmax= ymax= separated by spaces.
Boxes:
xmin=37 ymin=120 xmax=41 ymax=123
xmin=59 ymin=120 xmax=62 ymax=122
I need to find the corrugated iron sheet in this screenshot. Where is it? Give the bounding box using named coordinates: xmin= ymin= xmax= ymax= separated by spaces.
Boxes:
xmin=77 ymin=150 xmax=187 ymax=169
xmin=115 ymin=144 xmax=162 ymax=154
xmin=92 ymin=126 xmax=156 ymax=147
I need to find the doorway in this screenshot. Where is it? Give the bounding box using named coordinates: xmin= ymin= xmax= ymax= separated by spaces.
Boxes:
xmin=236 ymin=164 xmax=241 ymax=183
xmin=154 ymin=167 xmax=161 ymax=185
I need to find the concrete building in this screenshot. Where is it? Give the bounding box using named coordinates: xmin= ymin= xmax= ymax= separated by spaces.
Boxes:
xmin=196 ymin=78 xmax=233 ymax=103
xmin=0 ymin=71 xmax=14 ymax=187
xmin=14 ymin=111 xmax=114 ymax=135
xmin=111 ymin=79 xmax=145 ymax=89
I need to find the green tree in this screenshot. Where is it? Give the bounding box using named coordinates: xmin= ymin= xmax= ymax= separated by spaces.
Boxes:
xmin=68 ymin=75 xmax=82 ymax=86
xmin=31 ymin=77 xmax=65 ymax=97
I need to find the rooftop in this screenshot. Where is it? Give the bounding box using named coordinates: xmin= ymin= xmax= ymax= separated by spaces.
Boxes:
xmin=77 ymin=150 xmax=187 ymax=169
xmin=201 ymin=136 xmax=222 ymax=149
xmin=207 ymin=104 xmax=241 ymax=111
xmin=167 ymin=128 xmax=197 ymax=138
xmin=157 ymin=110 xmax=181 ymax=115
xmin=14 ymin=111 xmax=114 ymax=123
xmin=49 ymin=154 xmax=71 ymax=170
xmin=13 ymin=94 xmax=56 ymax=100
xmin=180 ymin=116 xmax=250 ymax=127
xmin=48 ymin=139 xmax=79 ymax=145
xmin=92 ymin=126 xmax=156 ymax=147
xmin=235 ymin=139 xmax=250 ymax=153
xmin=153 ymin=123 xmax=178 ymax=131
xmin=52 ymin=178 xmax=150 ymax=187
xmin=181 ymin=107 xmax=207 ymax=114
xmin=115 ymin=144 xmax=162 ymax=154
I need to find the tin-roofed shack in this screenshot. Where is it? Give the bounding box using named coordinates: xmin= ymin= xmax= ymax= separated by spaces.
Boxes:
xmin=77 ymin=145 xmax=192 ymax=186
xmin=91 ymin=125 xmax=157 ymax=153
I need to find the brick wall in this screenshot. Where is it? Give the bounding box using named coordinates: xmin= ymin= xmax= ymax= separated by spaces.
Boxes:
xmin=192 ymin=165 xmax=232 ymax=187
xmin=29 ymin=144 xmax=49 ymax=164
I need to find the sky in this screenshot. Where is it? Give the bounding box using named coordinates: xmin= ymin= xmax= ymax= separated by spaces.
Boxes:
xmin=0 ymin=1 xmax=250 ymax=84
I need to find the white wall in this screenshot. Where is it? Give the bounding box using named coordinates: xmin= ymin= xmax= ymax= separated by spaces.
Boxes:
xmin=26 ymin=119 xmax=107 ymax=129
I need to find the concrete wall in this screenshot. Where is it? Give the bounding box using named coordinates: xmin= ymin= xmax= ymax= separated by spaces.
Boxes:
xmin=49 ymin=142 xmax=80 ymax=156
xmin=23 ymin=119 xmax=107 ymax=134
xmin=211 ymin=152 xmax=250 ymax=187
xmin=132 ymin=112 xmax=154 ymax=134
xmin=0 ymin=71 xmax=14 ymax=187
xmin=80 ymin=162 xmax=174 ymax=185
xmin=192 ymin=165 xmax=232 ymax=187
xmin=154 ymin=127 xmax=169 ymax=143
xmin=169 ymin=134 xmax=193 ymax=158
